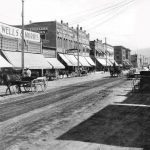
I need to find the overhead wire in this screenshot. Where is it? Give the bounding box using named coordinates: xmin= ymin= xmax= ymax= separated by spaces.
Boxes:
xmin=86 ymin=0 xmax=136 ymax=31
xmin=68 ymin=0 xmax=135 ymax=25
xmin=65 ymin=0 xmax=122 ymax=20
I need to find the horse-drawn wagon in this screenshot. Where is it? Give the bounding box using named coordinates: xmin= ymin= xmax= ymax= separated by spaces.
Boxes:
xmin=0 ymin=68 xmax=48 ymax=95
xmin=109 ymin=65 xmax=122 ymax=77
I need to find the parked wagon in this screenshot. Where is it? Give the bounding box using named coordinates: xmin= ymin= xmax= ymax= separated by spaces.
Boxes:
xmin=17 ymin=76 xmax=48 ymax=93
xmin=0 ymin=69 xmax=48 ymax=95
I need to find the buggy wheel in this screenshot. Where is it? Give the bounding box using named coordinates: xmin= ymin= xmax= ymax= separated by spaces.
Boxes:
xmin=24 ymin=86 xmax=31 ymax=92
xmin=23 ymin=83 xmax=31 ymax=92
xmin=15 ymin=85 xmax=21 ymax=94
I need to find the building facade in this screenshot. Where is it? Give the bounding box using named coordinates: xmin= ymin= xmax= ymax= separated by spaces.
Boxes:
xmin=0 ymin=22 xmax=42 ymax=54
xmin=131 ymin=54 xmax=141 ymax=68
xmin=21 ymin=21 xmax=90 ymax=57
xmin=114 ymin=46 xmax=131 ymax=68
xmin=0 ymin=22 xmax=52 ymax=76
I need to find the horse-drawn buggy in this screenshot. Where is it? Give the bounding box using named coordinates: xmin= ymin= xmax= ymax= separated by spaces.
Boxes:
xmin=0 ymin=68 xmax=48 ymax=95
xmin=109 ymin=64 xmax=122 ymax=77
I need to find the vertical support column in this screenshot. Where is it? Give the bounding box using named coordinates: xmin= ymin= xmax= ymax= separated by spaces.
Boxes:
xmin=105 ymin=37 xmax=107 ymax=72
xmin=21 ymin=0 xmax=25 ymax=76
xmin=77 ymin=25 xmax=80 ymax=76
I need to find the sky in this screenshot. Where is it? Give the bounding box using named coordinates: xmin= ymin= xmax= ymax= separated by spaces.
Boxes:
xmin=0 ymin=0 xmax=150 ymax=54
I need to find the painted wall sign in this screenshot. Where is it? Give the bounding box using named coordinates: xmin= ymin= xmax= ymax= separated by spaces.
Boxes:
xmin=0 ymin=22 xmax=40 ymax=42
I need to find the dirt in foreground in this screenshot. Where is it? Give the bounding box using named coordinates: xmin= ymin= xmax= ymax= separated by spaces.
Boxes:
xmin=4 ymin=79 xmax=150 ymax=150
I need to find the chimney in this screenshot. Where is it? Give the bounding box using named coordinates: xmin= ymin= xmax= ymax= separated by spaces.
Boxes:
xmin=80 ymin=27 xmax=82 ymax=30
xmin=29 ymin=20 xmax=32 ymax=24
xmin=61 ymin=20 xmax=63 ymax=24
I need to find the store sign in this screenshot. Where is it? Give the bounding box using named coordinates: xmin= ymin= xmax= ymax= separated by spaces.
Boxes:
xmin=0 ymin=23 xmax=40 ymax=42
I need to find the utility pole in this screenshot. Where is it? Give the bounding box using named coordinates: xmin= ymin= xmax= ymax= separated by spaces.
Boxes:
xmin=0 ymin=34 xmax=3 ymax=56
xmin=105 ymin=37 xmax=107 ymax=71
xmin=94 ymin=40 xmax=96 ymax=73
xmin=77 ymin=24 xmax=80 ymax=76
xmin=21 ymin=0 xmax=25 ymax=76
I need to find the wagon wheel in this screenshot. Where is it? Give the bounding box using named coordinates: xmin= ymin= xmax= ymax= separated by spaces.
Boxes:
xmin=24 ymin=83 xmax=31 ymax=92
xmin=31 ymin=83 xmax=38 ymax=93
xmin=14 ymin=85 xmax=21 ymax=94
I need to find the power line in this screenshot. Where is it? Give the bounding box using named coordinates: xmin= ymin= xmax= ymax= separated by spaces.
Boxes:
xmin=68 ymin=0 xmax=135 ymax=25
xmin=82 ymin=0 xmax=136 ymax=31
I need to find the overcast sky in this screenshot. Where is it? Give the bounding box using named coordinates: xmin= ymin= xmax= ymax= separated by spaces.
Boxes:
xmin=0 ymin=0 xmax=150 ymax=53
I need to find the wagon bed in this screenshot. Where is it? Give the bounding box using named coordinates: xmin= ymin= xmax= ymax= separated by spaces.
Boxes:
xmin=16 ymin=76 xmax=48 ymax=94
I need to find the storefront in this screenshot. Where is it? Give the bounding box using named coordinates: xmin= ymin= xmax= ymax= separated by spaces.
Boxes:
xmin=2 ymin=51 xmax=51 ymax=76
xmin=45 ymin=57 xmax=65 ymax=79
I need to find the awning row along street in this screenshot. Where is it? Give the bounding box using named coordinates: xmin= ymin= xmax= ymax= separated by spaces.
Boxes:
xmin=1 ymin=51 xmax=65 ymax=69
xmin=96 ymin=58 xmax=118 ymax=66
xmin=1 ymin=51 xmax=118 ymax=69
xmin=58 ymin=53 xmax=96 ymax=67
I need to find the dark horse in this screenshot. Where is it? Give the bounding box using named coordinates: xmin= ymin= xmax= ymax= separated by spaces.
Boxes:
xmin=109 ymin=65 xmax=122 ymax=77
xmin=0 ymin=69 xmax=22 ymax=94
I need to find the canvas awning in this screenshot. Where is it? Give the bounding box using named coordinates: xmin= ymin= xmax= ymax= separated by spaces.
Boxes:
xmin=96 ymin=58 xmax=107 ymax=66
xmin=84 ymin=57 xmax=96 ymax=66
xmin=63 ymin=54 xmax=82 ymax=66
xmin=123 ymin=60 xmax=130 ymax=66
xmin=75 ymin=55 xmax=91 ymax=67
xmin=0 ymin=55 xmax=13 ymax=68
xmin=46 ymin=58 xmax=65 ymax=69
xmin=109 ymin=59 xmax=119 ymax=66
xmin=58 ymin=53 xmax=73 ymax=66
xmin=107 ymin=59 xmax=113 ymax=66
xmin=2 ymin=51 xmax=51 ymax=69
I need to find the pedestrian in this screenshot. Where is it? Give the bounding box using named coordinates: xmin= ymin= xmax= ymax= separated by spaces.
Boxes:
xmin=26 ymin=67 xmax=31 ymax=77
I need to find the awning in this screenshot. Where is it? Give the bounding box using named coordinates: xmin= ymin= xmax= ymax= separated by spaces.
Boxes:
xmin=46 ymin=58 xmax=65 ymax=69
xmin=63 ymin=54 xmax=82 ymax=66
xmin=123 ymin=61 xmax=130 ymax=66
xmin=75 ymin=55 xmax=91 ymax=67
xmin=0 ymin=55 xmax=13 ymax=68
xmin=58 ymin=53 xmax=73 ymax=66
xmin=107 ymin=59 xmax=113 ymax=66
xmin=109 ymin=59 xmax=118 ymax=66
xmin=84 ymin=57 xmax=96 ymax=66
xmin=96 ymin=58 xmax=107 ymax=66
xmin=2 ymin=51 xmax=51 ymax=69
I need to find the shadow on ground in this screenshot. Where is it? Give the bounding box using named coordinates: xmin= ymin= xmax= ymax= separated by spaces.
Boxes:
xmin=58 ymin=90 xmax=150 ymax=149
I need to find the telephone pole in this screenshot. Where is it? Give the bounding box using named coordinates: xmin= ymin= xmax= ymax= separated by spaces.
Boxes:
xmin=105 ymin=37 xmax=107 ymax=70
xmin=21 ymin=0 xmax=25 ymax=76
xmin=77 ymin=24 xmax=80 ymax=76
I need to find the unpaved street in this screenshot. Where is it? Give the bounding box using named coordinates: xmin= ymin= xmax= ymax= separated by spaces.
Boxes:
xmin=0 ymin=73 xmax=146 ymax=150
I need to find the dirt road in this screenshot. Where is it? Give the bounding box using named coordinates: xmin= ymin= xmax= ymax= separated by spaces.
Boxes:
xmin=0 ymin=74 xmax=145 ymax=150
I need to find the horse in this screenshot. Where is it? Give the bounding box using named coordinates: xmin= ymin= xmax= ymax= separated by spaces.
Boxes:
xmin=109 ymin=66 xmax=122 ymax=77
xmin=0 ymin=71 xmax=22 ymax=95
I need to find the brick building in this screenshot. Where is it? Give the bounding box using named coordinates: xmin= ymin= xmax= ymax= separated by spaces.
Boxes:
xmin=114 ymin=46 xmax=132 ymax=68
xmin=21 ymin=21 xmax=90 ymax=58
xmin=90 ymin=39 xmax=105 ymax=71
